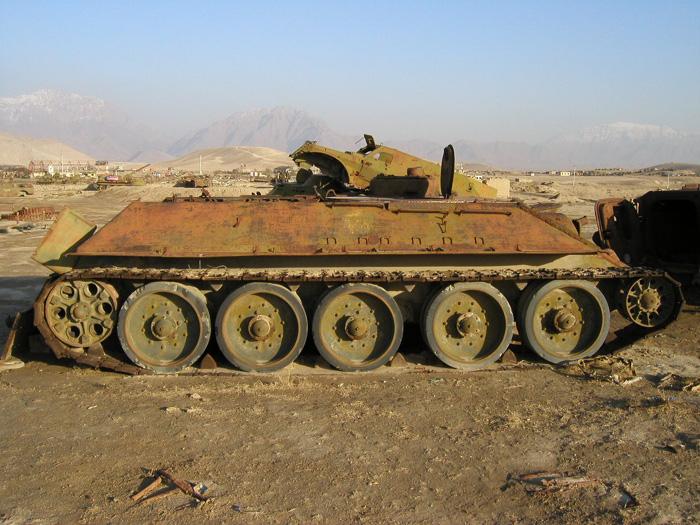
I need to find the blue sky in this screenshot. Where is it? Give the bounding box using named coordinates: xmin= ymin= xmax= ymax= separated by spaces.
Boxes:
xmin=1 ymin=0 xmax=698 ymax=142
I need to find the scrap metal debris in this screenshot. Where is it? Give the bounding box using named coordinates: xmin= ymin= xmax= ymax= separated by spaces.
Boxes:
xmin=130 ymin=469 xmax=210 ymax=506
xmin=504 ymin=471 xmax=604 ymax=494
xmin=655 ymin=373 xmax=700 ymax=392
xmin=1 ymin=206 xmax=57 ymax=222
xmin=557 ymin=355 xmax=638 ymax=385
xmin=1 ymin=311 xmax=32 ymax=371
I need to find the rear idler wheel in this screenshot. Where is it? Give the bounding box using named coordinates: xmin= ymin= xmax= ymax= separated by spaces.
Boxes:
xmin=422 ymin=282 xmax=514 ymax=370
xmin=215 ymin=283 xmax=308 ymax=372
xmin=312 ymin=283 xmax=403 ymax=371
xmin=118 ymin=282 xmax=211 ymax=373
xmin=619 ymin=277 xmax=681 ymax=329
xmin=517 ymin=280 xmax=610 ymax=364
xmin=44 ymin=280 xmax=118 ymax=348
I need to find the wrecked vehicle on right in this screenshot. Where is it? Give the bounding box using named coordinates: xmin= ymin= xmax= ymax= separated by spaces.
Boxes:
xmin=595 ymin=184 xmax=700 ymax=295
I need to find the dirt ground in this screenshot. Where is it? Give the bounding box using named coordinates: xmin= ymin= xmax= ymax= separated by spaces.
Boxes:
xmin=0 ymin=177 xmax=699 ymax=524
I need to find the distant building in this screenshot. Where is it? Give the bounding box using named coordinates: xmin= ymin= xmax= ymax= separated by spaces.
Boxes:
xmin=559 ymin=171 xmax=572 ymax=177
xmin=28 ymin=160 xmax=94 ymax=177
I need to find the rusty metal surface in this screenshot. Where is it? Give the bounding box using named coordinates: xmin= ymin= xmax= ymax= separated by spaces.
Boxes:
xmin=65 ymin=264 xmax=665 ymax=283
xmin=32 ymin=208 xmax=97 ymax=274
xmin=289 ymin=136 xmax=497 ymax=199
xmin=1 ymin=206 xmax=57 ymax=222
xmin=74 ymin=197 xmax=601 ymax=258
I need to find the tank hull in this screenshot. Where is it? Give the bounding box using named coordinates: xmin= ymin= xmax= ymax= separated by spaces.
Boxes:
xmin=73 ymin=196 xmax=605 ymax=258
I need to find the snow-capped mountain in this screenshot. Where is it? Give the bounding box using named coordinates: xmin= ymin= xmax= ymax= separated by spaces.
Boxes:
xmin=0 ymin=89 xmax=166 ymax=161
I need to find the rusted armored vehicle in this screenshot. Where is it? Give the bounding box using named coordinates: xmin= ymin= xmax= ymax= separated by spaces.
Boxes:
xmin=176 ymin=175 xmax=211 ymax=188
xmin=595 ymin=184 xmax=700 ymax=287
xmin=273 ymin=134 xmax=498 ymax=199
xmin=19 ymin=145 xmax=683 ymax=375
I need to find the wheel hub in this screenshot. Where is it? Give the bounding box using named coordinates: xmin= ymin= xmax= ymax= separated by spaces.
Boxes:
xmin=248 ymin=315 xmax=273 ymax=341
xmin=70 ymin=302 xmax=90 ymax=321
xmin=151 ymin=316 xmax=177 ymax=340
xmin=639 ymin=290 xmax=661 ymax=312
xmin=553 ymin=308 xmax=577 ymax=333
xmin=344 ymin=316 xmax=368 ymax=340
xmin=455 ymin=312 xmax=483 ymax=337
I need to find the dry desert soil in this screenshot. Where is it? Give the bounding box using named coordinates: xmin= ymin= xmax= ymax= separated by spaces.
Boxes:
xmin=0 ymin=177 xmax=698 ymax=524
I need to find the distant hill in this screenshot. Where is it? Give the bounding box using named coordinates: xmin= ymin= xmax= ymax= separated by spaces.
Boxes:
xmin=128 ymin=149 xmax=174 ymax=163
xmin=646 ymin=162 xmax=700 ymax=176
xmin=168 ymin=107 xmax=355 ymax=156
xmin=0 ymin=132 xmax=92 ymax=165
xmin=152 ymin=146 xmax=294 ymax=173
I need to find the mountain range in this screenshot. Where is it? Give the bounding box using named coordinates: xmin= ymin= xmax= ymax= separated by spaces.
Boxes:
xmin=0 ymin=89 xmax=168 ymax=162
xmin=1 ymin=89 xmax=699 ymax=170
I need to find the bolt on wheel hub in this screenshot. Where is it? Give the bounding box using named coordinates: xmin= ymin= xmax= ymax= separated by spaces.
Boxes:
xmin=344 ymin=316 xmax=368 ymax=340
xmin=455 ymin=312 xmax=483 ymax=337
xmin=553 ymin=308 xmax=577 ymax=332
xmin=248 ymin=314 xmax=273 ymax=341
xmin=151 ymin=316 xmax=177 ymax=340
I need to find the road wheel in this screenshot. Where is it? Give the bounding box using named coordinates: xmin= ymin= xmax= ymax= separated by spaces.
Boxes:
xmin=44 ymin=280 xmax=118 ymax=348
xmin=312 ymin=283 xmax=403 ymax=371
xmin=216 ymin=283 xmax=308 ymax=372
xmin=619 ymin=277 xmax=681 ymax=328
xmin=422 ymin=282 xmax=513 ymax=370
xmin=118 ymin=281 xmax=211 ymax=373
xmin=517 ymin=280 xmax=610 ymax=363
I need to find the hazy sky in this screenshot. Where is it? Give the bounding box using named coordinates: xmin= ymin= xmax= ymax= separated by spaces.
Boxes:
xmin=1 ymin=0 xmax=699 ymax=143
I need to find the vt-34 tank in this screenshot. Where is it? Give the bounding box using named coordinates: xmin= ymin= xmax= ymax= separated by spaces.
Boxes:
xmin=24 ymin=145 xmax=682 ymax=374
